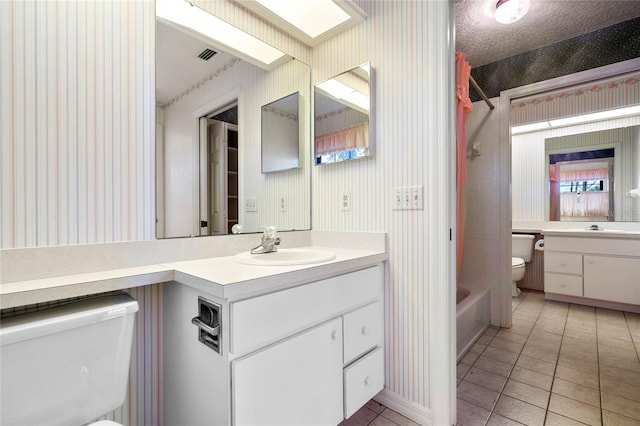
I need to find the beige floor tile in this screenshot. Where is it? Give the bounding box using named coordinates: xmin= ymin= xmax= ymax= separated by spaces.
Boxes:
xmin=599 ymin=364 xmax=640 ymax=388
xmin=559 ymin=343 xmax=598 ymax=363
xmin=497 ymin=330 xmax=529 ymax=344
xmin=552 ymin=377 xmax=601 ymax=407
xmin=544 ymin=412 xmax=588 ymax=426
xmin=562 ymin=335 xmax=598 ymax=351
xmin=475 ymin=355 xmax=515 ymax=378
xmin=532 ymin=322 xmax=566 ymax=336
xmin=464 ymin=367 xmax=509 ymax=393
xmin=469 ymin=341 xmax=488 ymax=354
xmin=502 ymin=379 xmax=550 ymax=409
xmin=483 ymin=346 xmax=519 ymax=365
xmin=486 ymin=413 xmax=525 ymax=426
xmin=339 ymin=406 xmax=378 ymax=426
xmin=457 ymin=361 xmax=472 ymax=378
xmin=493 ymin=394 xmax=546 ymax=426
xmin=457 ymin=380 xmax=500 ymax=410
xmin=365 ymin=400 xmax=386 ymax=414
xmin=460 ymin=350 xmax=482 ymax=366
xmin=554 ymin=364 xmax=599 ymax=390
xmin=548 ymin=394 xmax=602 ymax=426
xmin=456 ymin=398 xmax=491 ymax=426
xmin=600 ymin=374 xmax=640 ymax=402
xmin=515 ymin=355 xmax=556 ymax=377
xmin=490 ymin=336 xmax=526 ymax=354
xmin=598 ymin=345 xmax=640 ymax=373
xmin=598 ymin=335 xmax=636 ymax=351
xmin=597 ymin=325 xmax=634 ymax=342
xmin=478 ymin=334 xmax=495 ymax=345
xmin=368 ymin=416 xmax=397 ymax=426
xmin=379 ymin=408 xmax=420 ymax=426
xmin=484 ymin=326 xmax=500 ymax=338
xmin=508 ymin=323 xmax=535 ymax=336
xmin=602 ymin=410 xmax=639 ymax=426
xmin=510 ymin=366 xmax=553 ymax=391
xmin=557 ymin=354 xmax=599 ymax=375
xmin=528 ymin=330 xmax=563 ymax=346
xmin=520 ymin=343 xmax=559 ymax=363
xmin=601 ymin=393 xmax=640 ymax=421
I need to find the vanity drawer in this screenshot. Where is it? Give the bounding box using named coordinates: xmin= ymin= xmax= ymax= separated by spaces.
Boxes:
xmin=545 ymin=273 xmax=583 ymax=296
xmin=230 ymin=266 xmax=383 ymax=354
xmin=343 ymin=301 xmax=382 ymax=365
xmin=343 ymin=347 xmax=384 ymax=419
xmin=545 ymin=253 xmax=583 ymax=275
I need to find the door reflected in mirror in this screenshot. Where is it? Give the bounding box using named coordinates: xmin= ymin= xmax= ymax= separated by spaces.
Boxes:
xmin=314 ymin=63 xmax=371 ymax=165
xmin=262 ymin=92 xmax=301 ymax=173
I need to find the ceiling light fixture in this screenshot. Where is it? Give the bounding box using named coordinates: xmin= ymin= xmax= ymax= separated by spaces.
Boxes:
xmin=511 ymin=105 xmax=640 ymax=135
xmin=156 ymin=0 xmax=287 ymax=69
xmin=494 ymin=0 xmax=530 ymax=24
xmin=237 ymin=0 xmax=366 ymax=46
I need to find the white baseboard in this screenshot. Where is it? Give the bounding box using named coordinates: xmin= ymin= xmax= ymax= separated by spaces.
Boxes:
xmin=373 ymin=388 xmax=433 ymax=426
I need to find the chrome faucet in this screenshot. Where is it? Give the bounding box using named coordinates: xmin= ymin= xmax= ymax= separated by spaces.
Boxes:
xmin=250 ymin=226 xmax=280 ymax=254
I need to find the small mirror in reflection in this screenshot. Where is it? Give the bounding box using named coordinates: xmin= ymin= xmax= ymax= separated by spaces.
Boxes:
xmin=314 ymin=63 xmax=371 ymax=165
xmin=261 ymin=92 xmax=300 ymax=173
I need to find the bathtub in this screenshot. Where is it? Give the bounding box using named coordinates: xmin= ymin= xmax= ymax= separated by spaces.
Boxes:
xmin=456 ymin=283 xmax=491 ymax=362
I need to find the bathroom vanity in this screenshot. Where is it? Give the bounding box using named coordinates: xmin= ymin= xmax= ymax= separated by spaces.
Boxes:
xmin=542 ymin=230 xmax=640 ymax=311
xmin=0 ymin=232 xmax=387 ymax=426
xmin=163 ymin=262 xmax=384 ymax=425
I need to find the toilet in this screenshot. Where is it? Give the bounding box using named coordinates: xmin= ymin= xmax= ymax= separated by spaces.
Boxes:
xmin=512 ymin=234 xmax=535 ymax=297
xmin=0 ymin=294 xmax=138 ymax=426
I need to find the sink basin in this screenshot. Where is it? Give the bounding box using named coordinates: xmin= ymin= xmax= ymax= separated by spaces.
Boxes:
xmin=232 ymin=248 xmax=336 ymax=266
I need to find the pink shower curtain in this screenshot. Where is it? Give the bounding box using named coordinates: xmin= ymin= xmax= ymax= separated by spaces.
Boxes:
xmin=456 ymin=52 xmax=472 ymax=277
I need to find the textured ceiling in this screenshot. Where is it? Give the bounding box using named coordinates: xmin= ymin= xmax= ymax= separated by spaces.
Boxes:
xmin=455 ymin=0 xmax=640 ymax=67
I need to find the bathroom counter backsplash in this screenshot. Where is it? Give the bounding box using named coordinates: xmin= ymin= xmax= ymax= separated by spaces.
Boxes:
xmin=541 ymin=228 xmax=640 ymax=239
xmin=514 ymin=221 xmax=640 ymax=236
xmin=0 ymin=232 xmax=387 ymax=309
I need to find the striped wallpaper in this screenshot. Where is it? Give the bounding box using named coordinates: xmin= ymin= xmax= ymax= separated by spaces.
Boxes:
xmin=0 ymin=0 xmax=156 ymax=249
xmin=312 ymin=1 xmax=456 ymax=422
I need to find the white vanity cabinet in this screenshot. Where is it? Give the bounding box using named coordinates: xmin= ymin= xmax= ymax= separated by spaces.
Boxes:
xmin=164 ymin=264 xmax=385 ymax=426
xmin=543 ymin=232 xmax=640 ymax=309
xmin=583 ymin=255 xmax=640 ymax=304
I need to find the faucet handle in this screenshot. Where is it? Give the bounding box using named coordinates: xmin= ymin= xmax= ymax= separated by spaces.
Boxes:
xmin=264 ymin=225 xmax=278 ymax=238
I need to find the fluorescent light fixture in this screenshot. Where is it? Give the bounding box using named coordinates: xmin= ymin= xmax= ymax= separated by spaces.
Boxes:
xmin=511 ymin=121 xmax=551 ymax=135
xmin=156 ymin=0 xmax=286 ymax=69
xmin=317 ymin=79 xmax=369 ymax=112
xmin=549 ymin=105 xmax=640 ymax=127
xmin=511 ymin=105 xmax=640 ymax=135
xmin=253 ymin=0 xmax=350 ymax=38
xmin=237 ymin=0 xmax=366 ymax=46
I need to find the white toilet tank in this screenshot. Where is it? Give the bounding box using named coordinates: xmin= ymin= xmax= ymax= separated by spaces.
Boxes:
xmin=0 ymin=294 xmax=138 ymax=426
xmin=512 ymin=234 xmax=535 ymax=262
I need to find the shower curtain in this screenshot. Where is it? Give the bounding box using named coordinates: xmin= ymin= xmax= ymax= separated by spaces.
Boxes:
xmin=456 ymin=52 xmax=472 ymax=277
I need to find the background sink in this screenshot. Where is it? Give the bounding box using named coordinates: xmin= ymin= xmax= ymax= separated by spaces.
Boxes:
xmin=233 ymin=248 xmax=336 ymax=266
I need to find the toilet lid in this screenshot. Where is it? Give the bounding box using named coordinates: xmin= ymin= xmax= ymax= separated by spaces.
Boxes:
xmin=512 ymin=257 xmax=525 ymax=267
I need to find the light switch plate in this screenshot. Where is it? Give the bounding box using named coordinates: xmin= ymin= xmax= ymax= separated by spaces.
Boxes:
xmin=244 ymin=197 xmax=257 ymax=212
xmin=342 ymin=191 xmax=351 ymax=211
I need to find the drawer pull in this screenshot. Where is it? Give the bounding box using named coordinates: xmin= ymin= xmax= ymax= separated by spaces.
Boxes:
xmin=361 ymin=326 xmax=370 ymax=336
xmin=331 ymin=330 xmax=338 ymax=340
xmin=364 ymin=376 xmax=372 ymax=386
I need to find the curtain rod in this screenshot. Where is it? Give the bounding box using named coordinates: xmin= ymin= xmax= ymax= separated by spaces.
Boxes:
xmin=469 ymin=75 xmax=495 ymax=110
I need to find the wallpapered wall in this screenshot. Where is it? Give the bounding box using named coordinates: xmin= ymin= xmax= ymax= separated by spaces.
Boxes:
xmin=470 ymin=17 xmax=640 ymax=102
xmin=312 ymin=1 xmax=455 ymax=421
xmin=0 ymin=0 xmax=155 ymax=249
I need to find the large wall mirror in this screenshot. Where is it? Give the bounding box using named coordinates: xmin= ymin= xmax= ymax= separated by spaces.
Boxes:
xmin=156 ymin=16 xmax=311 ymax=238
xmin=314 ymin=63 xmax=371 ymax=165
xmin=512 ymin=102 xmax=640 ymax=223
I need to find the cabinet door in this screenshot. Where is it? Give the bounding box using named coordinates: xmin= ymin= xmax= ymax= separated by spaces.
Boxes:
xmin=232 ymin=318 xmax=343 ymax=426
xmin=583 ymin=255 xmax=640 ymax=304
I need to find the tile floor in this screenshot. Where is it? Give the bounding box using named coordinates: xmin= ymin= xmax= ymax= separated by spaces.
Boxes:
xmin=339 ymin=400 xmax=420 ymax=426
xmin=456 ymin=290 xmax=640 ymax=426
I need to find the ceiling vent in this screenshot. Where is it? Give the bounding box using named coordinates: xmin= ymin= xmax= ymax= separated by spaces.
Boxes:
xmin=197 ymin=48 xmax=217 ymax=61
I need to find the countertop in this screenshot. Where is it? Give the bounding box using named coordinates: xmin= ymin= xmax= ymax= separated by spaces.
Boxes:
xmin=0 ymin=246 xmax=387 ymax=309
xmin=541 ymin=229 xmax=640 ymax=239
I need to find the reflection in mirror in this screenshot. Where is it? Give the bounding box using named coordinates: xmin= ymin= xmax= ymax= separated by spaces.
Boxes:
xmin=314 ymin=63 xmax=371 ymax=165
xmin=262 ymin=92 xmax=300 ymax=173
xmin=545 ymin=126 xmax=639 ymax=222
xmin=156 ymin=17 xmax=311 ymax=239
